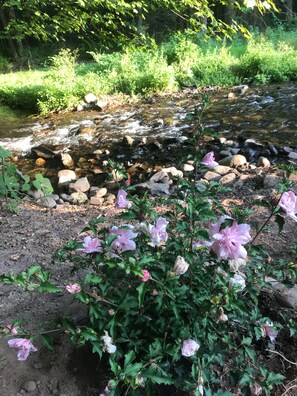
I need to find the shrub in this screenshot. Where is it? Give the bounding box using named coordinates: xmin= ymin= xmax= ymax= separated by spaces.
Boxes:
xmin=1 ymin=102 xmax=297 ymax=395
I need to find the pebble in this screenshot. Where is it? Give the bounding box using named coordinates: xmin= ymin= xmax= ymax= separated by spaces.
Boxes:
xmin=23 ymin=380 xmax=37 ymax=392
xmin=94 ymin=187 xmax=108 ymax=198
xmin=90 ymin=197 xmax=104 ymax=206
xmin=58 ymin=170 xmax=77 ymax=185
xmin=219 ymin=172 xmax=237 ymax=185
xmin=182 ymin=163 xmax=194 ymax=172
xmin=38 ymin=196 xmax=57 ymax=208
xmin=105 ymin=194 xmax=116 ymax=204
xmin=69 ymin=177 xmax=90 ymax=193
xmin=288 ymin=152 xmax=297 ymax=160
xmin=203 ymin=171 xmax=221 ymax=181
xmin=61 ymin=153 xmax=74 ymax=168
xmin=257 ymin=156 xmax=270 ymax=168
xmin=263 ymin=175 xmax=278 ymax=189
xmin=70 ymin=192 xmax=89 ymax=204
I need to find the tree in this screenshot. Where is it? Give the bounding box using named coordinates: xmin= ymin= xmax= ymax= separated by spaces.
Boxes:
xmin=0 ymin=0 xmax=281 ymax=61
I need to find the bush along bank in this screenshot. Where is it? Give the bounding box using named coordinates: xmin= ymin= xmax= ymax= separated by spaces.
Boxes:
xmin=1 ymin=98 xmax=297 ymax=395
xmin=0 ymin=27 xmax=297 ymax=115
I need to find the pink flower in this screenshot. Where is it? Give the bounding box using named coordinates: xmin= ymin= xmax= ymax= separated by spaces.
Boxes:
xmin=148 ymin=217 xmax=169 ymax=247
xmin=66 ymin=283 xmax=81 ymax=294
xmin=261 ymin=321 xmax=278 ymax=342
xmin=229 ymin=274 xmax=246 ymax=291
xmin=8 ymin=338 xmax=38 ymax=361
xmin=82 ymin=236 xmax=103 ymax=254
xmin=201 ymin=151 xmax=219 ymax=168
xmin=209 ymin=216 xmax=251 ymax=260
xmin=139 ymin=269 xmax=150 ymax=282
xmin=6 ymin=324 xmax=18 ymax=335
xmin=181 ymin=339 xmax=200 ymax=357
xmin=279 ymin=191 xmax=297 ymax=222
xmin=109 ymin=225 xmax=137 ymax=257
xmin=116 ymin=189 xmax=132 ymax=209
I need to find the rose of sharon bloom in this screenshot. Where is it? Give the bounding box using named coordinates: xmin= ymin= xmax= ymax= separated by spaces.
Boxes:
xmin=181 ymin=339 xmax=200 ymax=357
xmin=139 ymin=269 xmax=150 ymax=282
xmin=109 ymin=225 xmax=137 ymax=257
xmin=229 ymin=274 xmax=246 ymax=291
xmin=201 ymin=151 xmax=219 ymax=168
xmin=6 ymin=324 xmax=18 ymax=335
xmin=116 ymin=189 xmax=132 ymax=209
xmin=66 ymin=283 xmax=81 ymax=294
xmin=209 ymin=216 xmax=251 ymax=260
xmin=261 ymin=321 xmax=278 ymax=342
xmin=251 ymin=382 xmax=263 ymax=396
xmin=101 ymin=331 xmax=117 ymax=354
xmin=8 ymin=338 xmax=37 ymax=361
xmin=278 ymin=191 xmax=297 ymax=222
xmin=82 ymin=236 xmax=103 ymax=254
xmin=148 ymin=217 xmax=169 ymax=247
xmin=173 ymin=256 xmax=189 ymax=276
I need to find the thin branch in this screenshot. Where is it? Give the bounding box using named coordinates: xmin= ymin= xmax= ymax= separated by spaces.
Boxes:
xmin=281 ymin=384 xmax=297 ymax=396
xmin=266 ymin=349 xmax=297 ymax=366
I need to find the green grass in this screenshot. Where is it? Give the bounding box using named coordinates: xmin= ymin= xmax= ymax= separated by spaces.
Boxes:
xmin=0 ymin=26 xmax=296 ymax=115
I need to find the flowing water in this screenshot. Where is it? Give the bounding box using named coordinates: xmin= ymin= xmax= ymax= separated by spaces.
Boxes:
xmin=0 ymin=83 xmax=296 ymax=158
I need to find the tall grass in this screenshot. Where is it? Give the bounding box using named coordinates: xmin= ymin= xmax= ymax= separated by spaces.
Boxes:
xmin=0 ymin=26 xmax=296 ymax=114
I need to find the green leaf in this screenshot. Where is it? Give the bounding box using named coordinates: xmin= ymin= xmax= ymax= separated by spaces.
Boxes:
xmin=38 ymin=281 xmax=60 ymax=293
xmin=136 ymin=282 xmax=146 ymax=307
xmin=27 ymin=265 xmax=41 ymax=279
xmin=124 ymin=350 xmax=136 ymax=369
xmin=40 ymin=333 xmax=54 ymax=350
xmin=142 ymin=369 xmax=175 ymax=385
xmin=0 ymin=146 xmax=12 ymax=159
xmin=241 ymin=337 xmax=252 ymax=346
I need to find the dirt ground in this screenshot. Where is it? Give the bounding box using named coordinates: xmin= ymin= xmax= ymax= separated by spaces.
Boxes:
xmin=0 ymin=166 xmax=297 ymax=396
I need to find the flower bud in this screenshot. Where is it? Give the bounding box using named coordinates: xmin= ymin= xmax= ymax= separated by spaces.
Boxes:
xmin=173 ymin=256 xmax=189 ymax=276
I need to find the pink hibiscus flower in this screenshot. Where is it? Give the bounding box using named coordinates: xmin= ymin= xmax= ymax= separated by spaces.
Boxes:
xmin=116 ymin=189 xmax=132 ymax=209
xmin=201 ymin=151 xmax=219 ymax=168
xmin=148 ymin=217 xmax=169 ymax=247
xmin=279 ymin=191 xmax=297 ymax=222
xmin=82 ymin=236 xmax=103 ymax=254
xmin=8 ymin=338 xmax=38 ymax=361
xmin=109 ymin=225 xmax=137 ymax=257
xmin=209 ymin=216 xmax=251 ymax=260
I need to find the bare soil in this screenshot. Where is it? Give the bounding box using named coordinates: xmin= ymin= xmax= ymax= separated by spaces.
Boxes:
xmin=0 ymin=166 xmax=297 ymax=396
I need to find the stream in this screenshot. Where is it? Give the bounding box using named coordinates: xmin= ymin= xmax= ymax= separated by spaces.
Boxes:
xmin=0 ymin=83 xmax=296 ymax=182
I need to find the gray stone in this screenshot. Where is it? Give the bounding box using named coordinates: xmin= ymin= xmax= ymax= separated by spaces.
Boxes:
xmin=38 ymin=196 xmax=57 ymax=208
xmin=46 ymin=194 xmax=60 ymax=201
xmin=219 ymin=173 xmax=237 ymax=185
xmin=150 ymin=171 xmax=170 ymax=184
xmin=60 ymin=193 xmax=74 ymax=203
xmin=23 ymin=381 xmax=37 ymax=392
xmin=58 ymin=170 xmax=77 ymax=185
xmin=84 ymin=93 xmax=97 ymax=104
xmin=283 ymin=146 xmax=294 ymax=154
xmin=27 ymin=189 xmax=45 ymax=200
xmin=218 ymin=156 xmax=233 ymax=166
xmin=230 ymin=148 xmax=240 ymax=155
xmin=61 ymin=153 xmax=74 ymax=168
xmin=90 ymin=197 xmax=104 ymax=206
xmin=219 ymin=149 xmax=232 ymax=158
xmin=268 ymin=144 xmax=278 ymax=156
xmin=71 ymin=192 xmax=89 ymax=204
xmin=288 ymin=152 xmax=297 ymax=160
xmin=266 ymin=277 xmax=297 ymax=309
xmin=149 ymin=182 xmax=170 ymax=195
xmin=69 ymin=177 xmax=90 ymax=193
xmin=234 ymin=174 xmax=251 ymax=189
xmin=257 ymin=156 xmax=270 ymax=168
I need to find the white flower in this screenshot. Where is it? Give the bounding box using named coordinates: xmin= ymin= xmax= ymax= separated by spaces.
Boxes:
xmin=173 ymin=256 xmax=189 ymax=275
xmin=101 ymin=331 xmax=117 ymax=354
xmin=228 ymin=258 xmax=247 ymax=273
xmin=181 ymin=339 xmax=200 ymax=357
xmin=229 ymin=274 xmax=246 ymax=291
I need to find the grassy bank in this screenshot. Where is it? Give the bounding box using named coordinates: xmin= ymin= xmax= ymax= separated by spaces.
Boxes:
xmin=0 ymin=27 xmax=297 ymax=115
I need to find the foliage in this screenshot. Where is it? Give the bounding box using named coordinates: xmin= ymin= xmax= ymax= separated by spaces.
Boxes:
xmin=1 ymin=99 xmax=297 ymax=395
xmin=0 ymin=145 xmax=53 ymax=211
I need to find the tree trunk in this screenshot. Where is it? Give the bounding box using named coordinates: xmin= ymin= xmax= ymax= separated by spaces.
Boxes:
xmin=286 ymin=0 xmax=293 ymax=19
xmin=0 ymin=5 xmax=22 ymax=61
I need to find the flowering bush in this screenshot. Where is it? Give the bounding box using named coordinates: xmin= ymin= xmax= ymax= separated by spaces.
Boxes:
xmin=1 ymin=100 xmax=297 ymax=395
